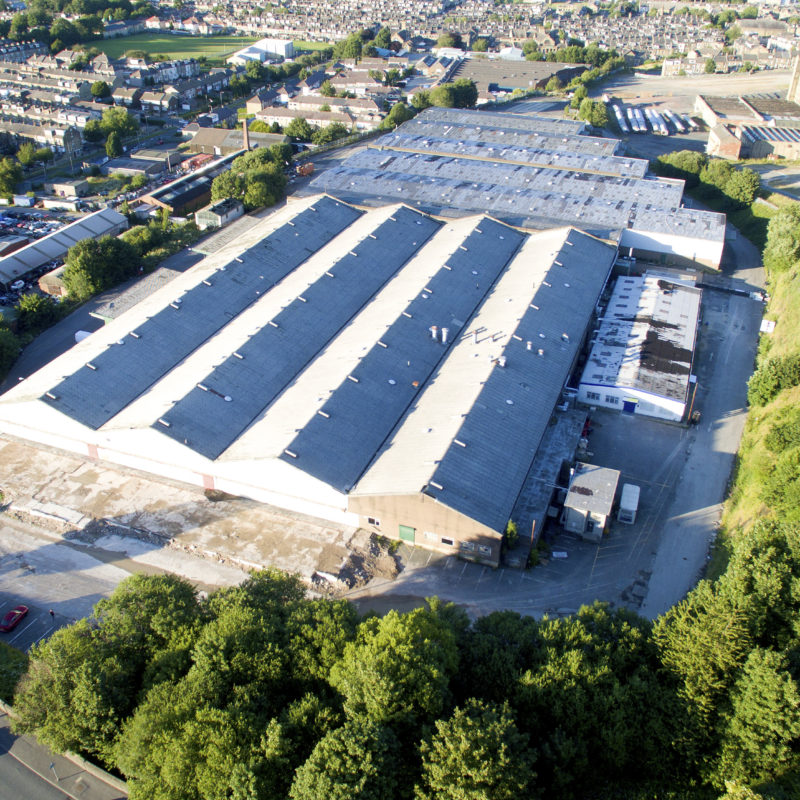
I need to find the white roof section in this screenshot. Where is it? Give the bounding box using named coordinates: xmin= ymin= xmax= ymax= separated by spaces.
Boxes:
xmin=580 ymin=274 xmax=701 ymax=402
xmin=0 ymin=208 xmax=127 ymax=285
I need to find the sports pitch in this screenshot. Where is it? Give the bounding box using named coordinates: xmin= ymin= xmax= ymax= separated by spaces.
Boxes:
xmin=92 ymin=33 xmax=258 ymax=61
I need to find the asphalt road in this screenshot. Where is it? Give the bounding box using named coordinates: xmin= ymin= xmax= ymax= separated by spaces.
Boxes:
xmin=0 ymin=750 xmax=70 ymax=800
xmin=0 ymin=714 xmax=126 ymax=800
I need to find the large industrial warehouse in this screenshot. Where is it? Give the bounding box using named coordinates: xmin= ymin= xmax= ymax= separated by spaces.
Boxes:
xmin=0 ymin=108 xmax=720 ymax=564
xmin=310 ymin=107 xmax=726 ymax=268
xmin=0 ymin=194 xmax=616 ymax=565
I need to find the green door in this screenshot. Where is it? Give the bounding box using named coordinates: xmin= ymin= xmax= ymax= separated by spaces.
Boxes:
xmin=398 ymin=525 xmax=416 ymax=543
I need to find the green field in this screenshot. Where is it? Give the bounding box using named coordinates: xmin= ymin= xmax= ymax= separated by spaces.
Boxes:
xmin=293 ymin=39 xmax=333 ymax=52
xmin=90 ymin=33 xmax=258 ymax=61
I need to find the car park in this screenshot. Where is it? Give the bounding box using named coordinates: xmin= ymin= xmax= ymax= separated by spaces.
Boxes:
xmin=0 ymin=604 xmax=28 ymax=632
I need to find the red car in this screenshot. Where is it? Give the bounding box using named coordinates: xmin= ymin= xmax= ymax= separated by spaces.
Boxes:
xmin=0 ymin=605 xmax=28 ymax=632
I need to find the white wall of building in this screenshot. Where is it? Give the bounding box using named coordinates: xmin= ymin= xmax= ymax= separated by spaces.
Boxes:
xmin=620 ymin=227 xmax=724 ymax=268
xmin=0 ymin=400 xmax=359 ymax=527
xmin=577 ymin=382 xmax=687 ymax=422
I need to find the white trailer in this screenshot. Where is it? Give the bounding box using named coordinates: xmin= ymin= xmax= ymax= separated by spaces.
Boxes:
xmin=613 ymin=104 xmax=630 ymax=133
xmin=618 ymin=483 xmax=640 ymax=524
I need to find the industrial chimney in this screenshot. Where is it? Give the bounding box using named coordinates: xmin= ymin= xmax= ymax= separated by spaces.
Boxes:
xmin=242 ymin=116 xmax=250 ymax=152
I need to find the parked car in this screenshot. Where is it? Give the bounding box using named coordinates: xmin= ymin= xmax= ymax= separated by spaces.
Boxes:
xmin=0 ymin=604 xmax=28 ymax=632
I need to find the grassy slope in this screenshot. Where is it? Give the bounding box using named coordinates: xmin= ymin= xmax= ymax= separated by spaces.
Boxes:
xmin=713 ymin=222 xmax=800 ymax=575
xmin=90 ymin=33 xmax=257 ymax=61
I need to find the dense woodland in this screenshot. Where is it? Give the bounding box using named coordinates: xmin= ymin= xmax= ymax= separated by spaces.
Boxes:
xmin=5 ymin=163 xmax=800 ymax=798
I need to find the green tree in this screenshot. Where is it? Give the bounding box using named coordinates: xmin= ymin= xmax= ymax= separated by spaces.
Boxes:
xmin=723 ymin=168 xmax=760 ymax=207
xmin=545 ymin=75 xmax=563 ymax=93
xmin=379 ymin=102 xmax=414 ymax=130
xmin=747 ymin=353 xmax=800 ymax=405
xmin=436 ymin=31 xmax=463 ymax=49
xmin=656 ymin=150 xmax=707 ymax=187
xmin=16 ymin=141 xmax=36 ymax=167
xmin=570 ymin=84 xmax=588 ymax=109
xmin=285 ymin=117 xmax=315 ymax=141
xmin=289 ymin=720 xmax=399 ymax=800
xmin=319 ymin=79 xmax=336 ymax=97
xmin=713 ymin=648 xmax=800 ymax=786
xmin=284 ymin=599 xmax=358 ymax=685
xmin=245 ymin=59 xmax=265 ymax=83
xmin=415 ymin=699 xmax=535 ymax=800
xmin=91 ymin=80 xmax=111 ymax=98
xmin=429 ymin=84 xmax=456 ymax=108
xmin=578 ymin=98 xmax=608 ymax=128
xmin=0 ymin=156 xmax=22 ymax=196
xmin=311 ymin=122 xmax=349 ymax=146
xmin=762 ymin=202 xmax=800 ymax=275
xmin=211 ymin=169 xmax=244 ymax=202
xmin=700 ymin=158 xmax=734 ymax=190
xmin=452 ymin=78 xmax=478 ymax=108
xmin=653 ymin=581 xmax=754 ymax=776
xmin=16 ymin=293 xmax=59 ymax=333
xmin=33 ymin=147 xmax=53 ymax=164
xmin=0 ymin=327 xmax=20 ymax=374
xmin=373 ymin=26 xmax=391 ymax=49
xmin=83 ymin=118 xmax=104 ymax=143
xmin=705 ymin=57 xmax=716 ymax=73
xmin=411 ymin=90 xmax=432 ymax=110
xmin=472 ymin=37 xmax=489 ymax=52
xmin=329 ymin=605 xmax=458 ymax=728
xmin=333 ymin=32 xmax=362 ymax=60
xmin=106 ymin=131 xmax=122 ymax=158
xmin=242 ymin=165 xmax=287 ymax=210
xmin=517 ymin=603 xmax=670 ymax=794
xmin=100 ymin=105 xmax=139 ymax=138
xmin=61 ymin=235 xmax=139 ymax=301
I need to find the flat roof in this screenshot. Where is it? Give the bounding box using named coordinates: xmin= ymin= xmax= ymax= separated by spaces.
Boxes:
xmin=580 ymin=274 xmax=701 ymax=402
xmin=391 ymin=118 xmax=621 ymax=156
xmin=743 ymin=94 xmax=800 ymax=120
xmin=308 ymin=107 xmax=724 ymax=245
xmin=700 ymin=95 xmax=753 ymax=118
xmin=411 ymin=105 xmax=587 ymax=136
xmin=564 ymin=461 xmax=620 ymax=515
xmin=452 ymin=59 xmax=586 ymax=92
xmin=377 ymin=130 xmax=639 ymax=177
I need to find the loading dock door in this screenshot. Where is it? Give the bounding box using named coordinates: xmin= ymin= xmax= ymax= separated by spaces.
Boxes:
xmin=623 ymin=398 xmax=638 ymax=413
xmin=399 ymin=525 xmax=416 ymax=543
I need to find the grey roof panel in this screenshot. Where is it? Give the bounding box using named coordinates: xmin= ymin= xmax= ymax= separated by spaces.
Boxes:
xmin=427 ymin=230 xmax=616 ymax=532
xmin=156 ymin=206 xmax=442 ymax=458
xmin=42 ymin=197 xmax=362 ymax=429
xmin=281 ymin=217 xmax=526 ymax=491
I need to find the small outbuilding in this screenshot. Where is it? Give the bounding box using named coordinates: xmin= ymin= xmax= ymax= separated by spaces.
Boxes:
xmin=47 ymin=179 xmax=89 ymax=198
xmin=562 ymin=462 xmax=620 ymax=542
xmin=195 ymin=197 xmax=244 ymax=230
